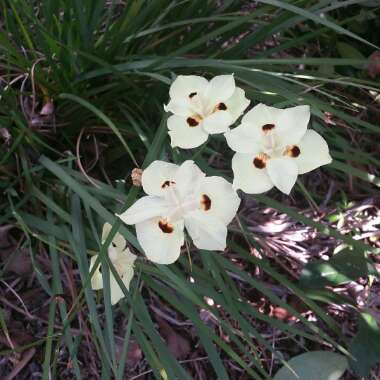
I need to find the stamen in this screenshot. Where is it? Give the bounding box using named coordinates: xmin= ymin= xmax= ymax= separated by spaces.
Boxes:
xmin=200 ymin=194 xmax=211 ymax=211
xmin=283 ymin=145 xmax=301 ymax=158
xmin=253 ymin=153 xmax=269 ymax=169
xmin=187 ymin=116 xmax=200 ymax=127
xmin=189 ymin=92 xmax=197 ymax=98
xmin=158 ymin=220 xmax=174 ymax=234
xmin=262 ymin=123 xmax=275 ymax=132
xmin=161 ymin=180 xmax=176 ymax=189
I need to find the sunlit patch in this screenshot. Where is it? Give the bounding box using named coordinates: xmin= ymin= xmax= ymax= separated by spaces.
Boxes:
xmin=186 ymin=116 xmax=201 ymax=127
xmin=200 ymin=194 xmax=211 ymax=211
xmin=158 ymin=219 xmax=174 ymax=234
xmin=253 ymin=153 xmax=269 ymax=169
xmin=262 ymin=123 xmax=275 ymax=132
xmin=189 ymin=92 xmax=197 ymax=98
xmin=161 ymin=180 xmax=176 ymax=189
xmin=283 ymin=145 xmax=301 ymax=158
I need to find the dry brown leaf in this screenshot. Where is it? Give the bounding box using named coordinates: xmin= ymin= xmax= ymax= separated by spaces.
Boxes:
xmin=157 ymin=317 xmax=191 ymax=359
xmin=368 ymin=51 xmax=380 ymax=78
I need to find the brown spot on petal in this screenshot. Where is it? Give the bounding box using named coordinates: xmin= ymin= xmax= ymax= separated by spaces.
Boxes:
xmin=161 ymin=180 xmax=176 ymax=189
xmin=253 ymin=153 xmax=269 ymax=169
xmin=189 ymin=92 xmax=197 ymax=98
xmin=284 ymin=145 xmax=301 ymax=158
xmin=262 ymin=123 xmax=275 ymax=132
xmin=158 ymin=220 xmax=174 ymax=234
xmin=200 ymin=194 xmax=211 ymax=211
xmin=187 ymin=117 xmax=199 ymax=127
xmin=217 ymin=102 xmax=227 ymax=111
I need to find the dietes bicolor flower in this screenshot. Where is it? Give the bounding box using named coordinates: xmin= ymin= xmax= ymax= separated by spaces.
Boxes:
xmin=117 ymin=160 xmax=240 ymax=264
xmin=90 ymin=223 xmax=136 ymax=305
xmin=225 ymin=104 xmax=332 ymax=194
xmin=165 ymin=75 xmax=250 ymax=149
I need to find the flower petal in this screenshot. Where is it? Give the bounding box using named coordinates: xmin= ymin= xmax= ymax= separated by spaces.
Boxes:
xmin=232 ymin=153 xmax=273 ymax=194
xmin=117 ymin=196 xmax=168 ymax=225
xmin=241 ymin=103 xmax=283 ymax=141
xmin=202 ymin=111 xmax=233 ymax=134
xmin=167 ymin=115 xmax=208 ymax=149
xmin=169 ymin=75 xmax=208 ymax=100
xmin=89 ymin=255 xmax=103 ymax=291
xmin=185 ymin=211 xmax=227 ymax=251
xmin=164 ymin=99 xmax=192 ymax=117
xmin=174 ymin=160 xmax=205 ymax=199
xmin=142 ymin=160 xmax=178 ymax=196
xmin=266 ymin=157 xmax=298 ymax=195
xmin=195 ymin=176 xmax=240 ymax=225
xmin=109 ymin=263 xmax=135 ymax=305
xmin=204 ymin=74 xmax=235 ymax=106
xmin=224 ymin=123 xmax=262 ymax=154
xmin=275 ymin=105 xmax=310 ymax=147
xmin=101 ymin=223 xmax=125 ymax=251
xmin=224 ymin=87 xmax=250 ymax=123
xmin=136 ymin=218 xmax=184 ymax=264
xmin=295 ymin=130 xmax=332 ymax=174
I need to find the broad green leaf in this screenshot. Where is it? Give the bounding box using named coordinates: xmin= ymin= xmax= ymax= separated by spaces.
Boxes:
xmin=273 ymin=351 xmax=348 ymax=380
xmin=349 ymin=313 xmax=380 ymax=377
xmin=299 ymin=249 xmax=377 ymax=289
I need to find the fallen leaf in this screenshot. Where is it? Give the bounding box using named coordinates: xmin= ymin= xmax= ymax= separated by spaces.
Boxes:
xmin=0 ymin=226 xmax=31 ymax=276
xmin=368 ymin=51 xmax=380 ymax=78
xmin=115 ymin=337 xmax=142 ymax=368
xmin=157 ymin=317 xmax=190 ymax=359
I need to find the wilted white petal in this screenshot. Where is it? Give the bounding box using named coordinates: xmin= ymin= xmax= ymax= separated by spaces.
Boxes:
xmin=232 ymin=153 xmax=273 ymax=194
xmin=275 ymin=105 xmax=310 ymax=147
xmin=295 ymin=130 xmax=332 ymax=174
xmin=142 ymin=160 xmax=178 ymax=196
xmin=101 ymin=223 xmax=125 ymax=251
xmin=204 ymin=74 xmax=235 ymax=106
xmin=195 ymin=176 xmax=240 ymax=225
xmin=266 ymin=157 xmax=298 ymax=195
xmin=224 ymin=123 xmax=262 ymax=154
xmin=109 ymin=252 xmax=136 ymax=305
xmin=225 ymin=87 xmax=250 ymax=123
xmin=168 ymin=115 xmax=208 ymax=149
xmin=117 ymin=196 xmax=168 ymax=225
xmin=185 ymin=211 xmax=227 ymax=251
xmin=136 ymin=218 xmax=184 ymax=264
xmin=202 ymin=111 xmax=233 ymax=134
xmin=90 ymin=255 xmax=103 ymax=290
xmin=169 ymin=75 xmax=209 ymax=100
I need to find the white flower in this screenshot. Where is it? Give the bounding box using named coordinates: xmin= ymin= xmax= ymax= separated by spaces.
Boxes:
xmin=117 ymin=160 xmax=240 ymax=264
xmin=90 ymin=223 xmax=136 ymax=305
xmin=225 ymin=103 xmax=332 ymax=195
xmin=165 ymin=75 xmax=250 ymax=149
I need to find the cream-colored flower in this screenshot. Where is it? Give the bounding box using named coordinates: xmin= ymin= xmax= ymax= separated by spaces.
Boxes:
xmin=90 ymin=223 xmax=136 ymax=305
xmin=165 ymin=75 xmax=250 ymax=149
xmin=117 ymin=160 xmax=240 ymax=264
xmin=225 ymin=104 xmax=332 ymax=195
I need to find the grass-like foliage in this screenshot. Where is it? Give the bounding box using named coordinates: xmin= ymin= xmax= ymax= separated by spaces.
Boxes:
xmin=0 ymin=0 xmax=379 ymax=378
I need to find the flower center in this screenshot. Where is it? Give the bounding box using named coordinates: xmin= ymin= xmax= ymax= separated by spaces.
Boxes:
xmin=186 ymin=116 xmax=202 ymax=127
xmin=253 ymin=153 xmax=269 ymax=169
xmin=158 ymin=219 xmax=174 ymax=234
xmin=161 ymin=180 xmax=176 ymax=188
xmin=262 ymin=123 xmax=275 ymax=133
xmin=200 ymin=194 xmax=211 ymax=211
xmin=283 ymin=145 xmax=301 ymax=158
xmin=186 ymin=96 xmax=228 ymax=128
